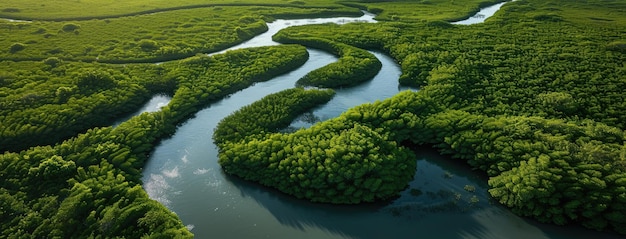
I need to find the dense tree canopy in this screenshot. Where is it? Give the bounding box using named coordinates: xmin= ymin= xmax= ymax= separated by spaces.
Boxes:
xmin=0 ymin=45 xmax=309 ymax=237
xmin=2 ymin=0 xmax=626 ymax=236
xmin=252 ymin=0 xmax=626 ymax=233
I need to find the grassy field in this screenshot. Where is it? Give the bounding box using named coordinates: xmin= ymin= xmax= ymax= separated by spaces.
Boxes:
xmin=0 ymin=0 xmax=350 ymax=20
xmin=343 ymin=0 xmax=506 ymax=22
xmin=0 ymin=0 xmax=500 ymax=63
xmin=0 ymin=6 xmax=362 ymax=62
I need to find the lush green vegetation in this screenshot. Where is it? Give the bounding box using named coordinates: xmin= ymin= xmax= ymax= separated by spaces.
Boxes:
xmin=274 ymin=31 xmax=382 ymax=88
xmin=214 ymin=88 xmax=335 ymax=145
xmin=253 ymin=0 xmax=626 ymax=234
xmin=2 ymin=0 xmax=626 ymax=236
xmin=0 ymin=61 xmax=156 ymax=152
xmin=343 ymin=0 xmax=506 ymax=22
xmin=337 ymin=91 xmax=626 ymax=232
xmin=0 ymin=0 xmax=494 ymax=63
xmin=2 ymin=7 xmax=344 ymax=62
xmin=0 ymin=0 xmax=358 ymax=20
xmin=215 ymin=89 xmax=416 ymax=203
xmin=0 ymin=44 xmax=308 ymax=153
xmin=0 ymin=44 xmax=309 ymax=237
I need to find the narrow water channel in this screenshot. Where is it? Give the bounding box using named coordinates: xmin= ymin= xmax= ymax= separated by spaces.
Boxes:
xmin=138 ymin=3 xmax=622 ymax=238
xmin=452 ymin=1 xmax=512 ymax=25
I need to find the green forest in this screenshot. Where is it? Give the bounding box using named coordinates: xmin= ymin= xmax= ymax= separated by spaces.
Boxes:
xmin=2 ymin=0 xmax=626 ymax=237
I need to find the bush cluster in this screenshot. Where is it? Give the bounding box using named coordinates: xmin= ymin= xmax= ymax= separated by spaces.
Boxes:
xmin=0 ymin=45 xmax=310 ymax=237
xmin=2 ymin=0 xmax=626 ymax=236
xmin=216 ymin=0 xmax=626 ymax=234
xmin=274 ymin=29 xmax=382 ymax=88
xmin=215 ymin=88 xmax=415 ymax=203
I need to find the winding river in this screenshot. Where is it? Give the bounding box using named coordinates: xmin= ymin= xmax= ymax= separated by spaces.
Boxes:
xmin=135 ymin=2 xmax=622 ymax=238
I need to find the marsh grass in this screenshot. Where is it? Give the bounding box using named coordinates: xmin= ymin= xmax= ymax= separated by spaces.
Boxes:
xmin=2 ymin=0 xmax=626 ymax=236
xmin=0 ymin=0 xmax=350 ymax=20
xmin=343 ymin=0 xmax=506 ymax=22
xmin=0 ymin=6 xmax=357 ymax=62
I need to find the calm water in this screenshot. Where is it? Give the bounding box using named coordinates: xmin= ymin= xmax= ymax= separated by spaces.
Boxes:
xmin=452 ymin=1 xmax=511 ymax=25
xmin=112 ymin=94 xmax=171 ymax=127
xmin=138 ymin=4 xmax=622 ymax=239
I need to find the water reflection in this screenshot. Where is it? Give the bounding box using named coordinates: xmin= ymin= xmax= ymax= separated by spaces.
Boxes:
xmin=222 ymin=148 xmax=518 ymax=239
xmin=225 ymin=147 xmax=624 ymax=239
xmin=210 ymin=10 xmax=377 ymax=56
xmin=138 ymin=4 xmax=624 ymax=239
xmin=452 ymin=1 xmax=512 ymax=25
xmin=112 ymin=94 xmax=171 ymax=127
xmin=287 ymin=51 xmax=415 ymax=130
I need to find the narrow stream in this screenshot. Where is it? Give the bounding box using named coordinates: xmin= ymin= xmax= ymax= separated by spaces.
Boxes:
xmin=452 ymin=1 xmax=512 ymax=25
xmin=138 ymin=3 xmax=622 ymax=239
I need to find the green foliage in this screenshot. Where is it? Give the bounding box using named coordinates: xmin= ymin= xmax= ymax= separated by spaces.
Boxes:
xmin=76 ymin=69 xmax=118 ymax=89
xmin=0 ymin=0 xmax=357 ymax=20
xmin=214 ymin=88 xmax=335 ymax=145
xmin=0 ymin=43 xmax=309 ymax=237
xmin=162 ymin=45 xmax=309 ymax=123
xmin=61 ymin=23 xmax=80 ymax=32
xmin=138 ymin=39 xmax=159 ymax=51
xmin=216 ymin=0 xmax=626 ymax=234
xmin=536 ymin=92 xmax=578 ymax=116
xmin=9 ymin=42 xmax=25 ymax=53
xmin=0 ymin=46 xmax=308 ymax=238
xmin=0 ymin=134 xmax=193 ymax=238
xmin=0 ymin=6 xmax=359 ymax=62
xmin=219 ymin=122 xmax=416 ymax=204
xmin=2 ymin=0 xmax=626 ymax=236
xmin=0 ymin=62 xmax=155 ymax=152
xmin=463 ymin=185 xmax=475 ymax=193
xmin=275 ymin=32 xmax=382 ymax=88
xmin=43 ymin=56 xmax=61 ymax=67
xmin=531 ymin=13 xmax=563 ymax=22
xmin=606 ymin=41 xmax=626 ymax=53
xmin=215 ymin=88 xmax=418 ymax=203
xmin=344 ymin=0 xmax=505 ymax=22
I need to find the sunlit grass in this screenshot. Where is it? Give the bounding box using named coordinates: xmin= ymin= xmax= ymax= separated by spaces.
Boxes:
xmin=343 ymin=0 xmax=506 ymax=22
xmin=492 ymin=0 xmax=626 ymax=27
xmin=0 ymin=6 xmax=359 ymax=62
xmin=0 ymin=0 xmax=346 ymax=20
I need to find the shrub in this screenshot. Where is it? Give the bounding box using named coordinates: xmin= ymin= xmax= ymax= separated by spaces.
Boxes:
xmin=43 ymin=57 xmax=62 ymax=67
xmin=238 ymin=16 xmax=257 ymax=24
xmin=76 ymin=70 xmax=117 ymax=90
xmin=537 ymin=92 xmax=578 ymax=115
xmin=34 ymin=28 xmax=47 ymax=34
xmin=9 ymin=43 xmax=26 ymax=53
xmin=367 ymin=7 xmax=384 ymax=14
xmin=532 ymin=14 xmax=563 ymax=22
xmin=62 ymin=23 xmax=81 ymax=32
xmin=47 ymin=48 xmax=63 ymax=54
xmin=55 ymin=86 xmax=75 ymax=103
xmin=2 ymin=8 xmax=20 ymax=13
xmin=138 ymin=39 xmax=159 ymax=51
xmin=606 ymin=41 xmax=626 ymax=53
xmin=427 ymin=20 xmax=455 ymax=28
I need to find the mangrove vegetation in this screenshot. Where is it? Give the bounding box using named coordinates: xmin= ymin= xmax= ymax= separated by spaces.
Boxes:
xmin=1 ymin=0 xmax=626 ymax=237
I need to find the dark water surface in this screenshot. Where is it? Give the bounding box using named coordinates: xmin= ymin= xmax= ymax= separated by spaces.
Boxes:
xmin=138 ymin=4 xmax=623 ymax=239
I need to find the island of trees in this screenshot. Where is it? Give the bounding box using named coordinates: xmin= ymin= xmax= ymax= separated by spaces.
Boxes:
xmin=1 ymin=0 xmax=625 ymax=237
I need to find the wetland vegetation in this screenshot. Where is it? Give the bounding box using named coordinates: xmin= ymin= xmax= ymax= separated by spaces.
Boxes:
xmin=1 ymin=0 xmax=625 ymax=237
